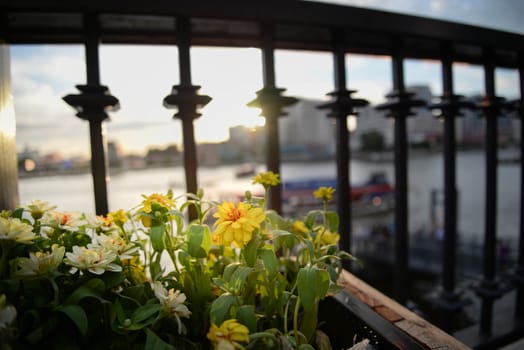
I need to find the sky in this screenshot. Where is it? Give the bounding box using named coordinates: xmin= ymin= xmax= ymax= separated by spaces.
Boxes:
xmin=9 ymin=0 xmax=523 ymax=158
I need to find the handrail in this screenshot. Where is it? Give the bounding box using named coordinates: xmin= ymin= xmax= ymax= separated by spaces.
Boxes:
xmin=1 ymin=0 xmax=523 ymax=66
xmin=0 ymin=1 xmax=523 ymax=348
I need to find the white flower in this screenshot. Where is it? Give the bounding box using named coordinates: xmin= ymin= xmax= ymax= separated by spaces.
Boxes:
xmin=91 ymin=232 xmax=139 ymax=260
xmin=41 ymin=211 xmax=86 ymax=231
xmin=85 ymin=214 xmax=118 ymax=233
xmin=64 ymin=246 xmax=122 ymax=275
xmin=153 ymin=282 xmax=191 ymax=333
xmin=14 ymin=244 xmax=65 ymax=277
xmin=0 ymin=217 xmax=37 ymax=244
xmin=24 ymin=200 xmax=56 ymax=220
xmin=0 ymin=294 xmax=16 ymax=330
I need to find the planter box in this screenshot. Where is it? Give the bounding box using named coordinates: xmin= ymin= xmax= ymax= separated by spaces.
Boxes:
xmin=320 ymin=271 xmax=472 ymax=350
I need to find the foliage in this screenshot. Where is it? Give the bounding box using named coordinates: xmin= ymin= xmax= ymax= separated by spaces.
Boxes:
xmin=0 ymin=172 xmax=357 ymax=349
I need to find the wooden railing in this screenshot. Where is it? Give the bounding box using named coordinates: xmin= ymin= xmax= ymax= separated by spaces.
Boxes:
xmin=1 ymin=1 xmax=523 ymax=348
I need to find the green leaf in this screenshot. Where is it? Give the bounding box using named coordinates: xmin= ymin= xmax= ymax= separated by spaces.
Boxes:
xmin=271 ymin=230 xmax=297 ymax=250
xmin=297 ymin=267 xmax=330 ymax=312
xmin=229 ymin=266 xmax=253 ymax=293
xmin=209 ymin=293 xmax=236 ymax=325
xmin=236 ymin=305 xmax=257 ymax=333
xmin=298 ymin=344 xmax=316 ymax=350
xmin=187 ymin=224 xmax=211 ymax=258
xmin=65 ymin=279 xmax=105 ymax=305
xmin=325 ymin=212 xmax=339 ymax=232
xmin=113 ymin=298 xmax=126 ymax=324
xmin=132 ymin=303 xmax=161 ymax=324
xmin=11 ymin=207 xmax=24 ymax=219
xmin=144 ymin=328 xmax=176 ymax=350
xmin=259 ymin=248 xmax=278 ymax=276
xmin=150 ymin=224 xmax=166 ymax=252
xmin=243 ymin=236 xmax=260 ymax=267
xmin=100 ymin=271 xmax=126 ymax=290
xmin=305 ymin=210 xmax=322 ymax=228
xmin=54 ymin=304 xmax=88 ymax=337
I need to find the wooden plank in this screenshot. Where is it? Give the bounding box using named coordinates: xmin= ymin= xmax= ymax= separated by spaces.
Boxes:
xmin=339 ymin=270 xmax=472 ymax=350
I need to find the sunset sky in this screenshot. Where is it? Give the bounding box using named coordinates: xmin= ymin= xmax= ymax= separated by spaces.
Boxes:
xmin=10 ymin=0 xmax=523 ymax=158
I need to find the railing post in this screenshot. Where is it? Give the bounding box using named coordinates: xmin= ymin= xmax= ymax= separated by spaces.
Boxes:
xmin=474 ymin=48 xmax=509 ymax=335
xmin=377 ymin=41 xmax=425 ymax=305
xmin=247 ymin=23 xmax=297 ymax=213
xmin=163 ymin=17 xmax=211 ymax=221
xmin=318 ymin=29 xmax=368 ymax=260
xmin=63 ymin=14 xmax=118 ymax=215
xmin=428 ymin=43 xmax=474 ymax=333
xmin=514 ymin=53 xmax=524 ymax=320
xmin=0 ymin=44 xmax=19 ymax=211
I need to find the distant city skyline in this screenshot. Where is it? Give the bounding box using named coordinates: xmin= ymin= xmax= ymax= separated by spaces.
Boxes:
xmin=9 ymin=0 xmax=523 ymax=158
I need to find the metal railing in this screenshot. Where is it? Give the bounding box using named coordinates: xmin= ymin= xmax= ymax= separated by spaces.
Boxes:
xmin=1 ymin=1 xmax=523 ymax=347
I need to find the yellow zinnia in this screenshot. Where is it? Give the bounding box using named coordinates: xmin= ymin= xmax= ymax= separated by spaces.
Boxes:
xmin=315 ymin=228 xmax=340 ymax=246
xmin=212 ymin=202 xmax=265 ymax=248
xmin=207 ymin=319 xmax=249 ymax=350
xmin=252 ymin=171 xmax=280 ymax=188
xmin=139 ymin=192 xmax=176 ymax=213
xmin=291 ymin=220 xmax=309 ymax=237
xmin=108 ymin=209 xmax=128 ymax=226
xmin=313 ymin=186 xmax=335 ymax=202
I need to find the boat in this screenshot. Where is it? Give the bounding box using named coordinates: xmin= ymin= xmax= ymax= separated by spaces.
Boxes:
xmin=235 ymin=163 xmax=257 ymax=178
xmin=281 ymin=172 xmax=395 ymax=217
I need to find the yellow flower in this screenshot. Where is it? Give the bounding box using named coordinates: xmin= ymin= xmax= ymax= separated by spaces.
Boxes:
xmin=122 ymin=256 xmax=147 ymax=284
xmin=252 ymin=171 xmax=280 ymax=188
xmin=315 ymin=228 xmax=340 ymax=246
xmin=291 ymin=220 xmax=309 ymax=237
xmin=139 ymin=192 xmax=176 ymax=213
xmin=137 ymin=192 xmax=176 ymax=227
xmin=313 ymin=186 xmax=335 ymax=202
xmin=0 ymin=217 xmax=37 ymax=245
xmin=212 ymin=202 xmax=265 ymax=248
xmin=108 ymin=209 xmax=128 ymax=226
xmin=207 ymin=319 xmax=249 ymax=350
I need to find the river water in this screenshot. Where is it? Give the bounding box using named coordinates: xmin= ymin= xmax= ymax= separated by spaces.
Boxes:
xmin=18 ymin=150 xmax=521 ymax=245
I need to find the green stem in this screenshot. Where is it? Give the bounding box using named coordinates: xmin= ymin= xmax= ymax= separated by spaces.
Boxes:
xmin=165 ymin=232 xmax=181 ymax=277
xmin=0 ymin=245 xmax=12 ymax=279
xmin=249 ymin=332 xmax=281 ymax=349
xmin=293 ymin=296 xmax=301 ymax=345
xmin=283 ymin=282 xmax=297 ymax=335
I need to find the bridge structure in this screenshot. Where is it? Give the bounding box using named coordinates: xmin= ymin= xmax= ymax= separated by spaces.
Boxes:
xmin=1 ymin=1 xmax=523 ymax=348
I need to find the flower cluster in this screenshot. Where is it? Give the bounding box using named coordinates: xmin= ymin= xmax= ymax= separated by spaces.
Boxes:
xmin=0 ymin=172 xmax=356 ymax=349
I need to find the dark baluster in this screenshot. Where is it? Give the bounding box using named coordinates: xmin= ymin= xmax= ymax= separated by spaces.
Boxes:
xmin=428 ymin=44 xmax=474 ymax=332
xmin=164 ymin=17 xmax=211 ymax=221
xmin=63 ymin=14 xmax=118 ymax=215
xmin=318 ymin=29 xmax=368 ymax=260
xmin=514 ymin=53 xmax=524 ymax=320
xmin=376 ymin=44 xmax=425 ymax=305
xmin=247 ymin=23 xmax=297 ymax=213
xmin=474 ymin=48 xmax=510 ymax=335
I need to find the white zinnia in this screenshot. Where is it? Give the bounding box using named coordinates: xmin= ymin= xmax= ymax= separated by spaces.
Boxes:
xmin=91 ymin=232 xmax=139 ymax=260
xmin=24 ymin=200 xmax=56 ymax=220
xmin=41 ymin=211 xmax=86 ymax=232
xmin=64 ymin=246 xmax=122 ymax=275
xmin=0 ymin=294 xmax=16 ymax=330
xmin=0 ymin=217 xmax=37 ymax=244
xmin=14 ymin=244 xmax=65 ymax=277
xmin=153 ymin=282 xmax=191 ymax=333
